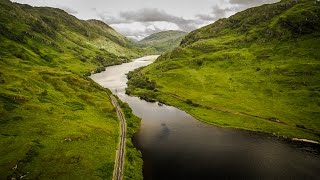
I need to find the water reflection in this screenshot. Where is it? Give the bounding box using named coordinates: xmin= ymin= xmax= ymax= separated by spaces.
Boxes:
xmin=91 ymin=56 xmax=320 ymax=180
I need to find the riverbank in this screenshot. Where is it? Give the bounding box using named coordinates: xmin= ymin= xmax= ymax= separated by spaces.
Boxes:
xmin=90 ymin=56 xmax=158 ymax=180
xmin=91 ymin=56 xmax=320 ymax=179
xmin=126 ymin=68 xmax=320 ymax=142
xmin=113 ymin=95 xmax=143 ymax=180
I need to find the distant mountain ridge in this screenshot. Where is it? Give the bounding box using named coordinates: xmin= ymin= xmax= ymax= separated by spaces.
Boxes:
xmin=138 ymin=30 xmax=187 ymax=53
xmin=0 ymin=0 xmax=146 ymax=68
xmin=127 ymin=0 xmax=320 ymax=141
xmin=0 ymin=0 xmax=143 ymax=179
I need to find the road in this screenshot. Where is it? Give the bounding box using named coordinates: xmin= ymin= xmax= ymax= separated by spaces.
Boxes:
xmin=110 ymin=95 xmax=126 ymax=180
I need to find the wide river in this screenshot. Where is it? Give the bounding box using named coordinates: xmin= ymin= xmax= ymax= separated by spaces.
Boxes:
xmin=91 ymin=56 xmax=320 ymax=180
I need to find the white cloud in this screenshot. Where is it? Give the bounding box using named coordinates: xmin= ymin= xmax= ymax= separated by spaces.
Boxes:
xmin=11 ymin=0 xmax=279 ymax=40
xmin=111 ymin=21 xmax=181 ymax=40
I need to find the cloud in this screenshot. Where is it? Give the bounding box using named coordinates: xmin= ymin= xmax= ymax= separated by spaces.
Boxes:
xmin=58 ymin=6 xmax=78 ymax=14
xmin=12 ymin=0 xmax=280 ymax=40
xmin=211 ymin=5 xmax=228 ymax=19
xmin=112 ymin=21 xmax=180 ymax=41
xmin=195 ymin=14 xmax=215 ymax=21
xmin=119 ymin=8 xmax=197 ymax=31
xmin=97 ymin=1 xmax=279 ymax=40
xmin=99 ymin=8 xmax=200 ymax=32
xmin=97 ymin=8 xmax=204 ymax=40
xmin=229 ymin=0 xmax=277 ymax=6
xmin=195 ymin=0 xmax=278 ymax=22
xmin=228 ymin=0 xmax=279 ymax=11
xmin=195 ymin=5 xmax=233 ymax=22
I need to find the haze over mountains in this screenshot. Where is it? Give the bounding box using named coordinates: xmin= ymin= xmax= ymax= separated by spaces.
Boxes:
xmin=1 ymin=0 xmax=320 ymax=179
xmin=138 ymin=30 xmax=187 ymax=53
xmin=127 ymin=0 xmax=320 ymax=141
xmin=11 ymin=0 xmax=279 ymax=40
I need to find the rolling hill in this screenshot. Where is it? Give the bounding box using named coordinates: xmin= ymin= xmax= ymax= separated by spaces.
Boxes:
xmin=0 ymin=0 xmax=143 ymax=179
xmin=127 ymin=0 xmax=320 ymax=141
xmin=138 ymin=30 xmax=187 ymax=53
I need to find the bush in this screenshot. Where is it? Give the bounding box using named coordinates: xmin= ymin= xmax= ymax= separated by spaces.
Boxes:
xmin=185 ymin=99 xmax=200 ymax=107
xmin=185 ymin=99 xmax=193 ymax=105
xmin=41 ymin=54 xmax=54 ymax=62
xmin=296 ymin=124 xmax=306 ymax=129
xmin=31 ymin=20 xmax=56 ymax=37
xmin=13 ymin=51 xmax=29 ymax=60
xmin=138 ymin=91 xmax=157 ymax=102
xmin=64 ymin=101 xmax=85 ymax=111
xmin=127 ymin=70 xmax=157 ymax=91
xmin=95 ymin=66 xmax=106 ymax=73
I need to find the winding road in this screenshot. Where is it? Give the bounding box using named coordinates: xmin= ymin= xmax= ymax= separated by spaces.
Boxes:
xmin=110 ymin=95 xmax=126 ymax=180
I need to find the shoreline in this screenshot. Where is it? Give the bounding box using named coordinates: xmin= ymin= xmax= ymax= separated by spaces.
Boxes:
xmin=124 ymin=56 xmax=320 ymax=145
xmin=291 ymin=138 xmax=319 ymax=145
xmin=126 ymin=90 xmax=320 ymax=146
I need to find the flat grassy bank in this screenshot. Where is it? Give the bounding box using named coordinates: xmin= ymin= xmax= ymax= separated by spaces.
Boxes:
xmin=126 ymin=0 xmax=320 ymax=141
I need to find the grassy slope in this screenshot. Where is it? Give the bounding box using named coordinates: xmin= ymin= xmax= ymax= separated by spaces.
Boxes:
xmin=115 ymin=98 xmax=143 ymax=180
xmin=138 ymin=30 xmax=187 ymax=53
xmin=0 ymin=0 xmax=143 ymax=179
xmin=127 ymin=0 xmax=320 ymax=141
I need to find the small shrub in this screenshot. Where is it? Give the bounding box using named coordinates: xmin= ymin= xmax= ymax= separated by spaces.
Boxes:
xmin=13 ymin=51 xmax=29 ymax=60
xmin=64 ymin=101 xmax=85 ymax=111
xmin=79 ymin=56 xmax=87 ymax=62
xmin=41 ymin=54 xmax=54 ymax=62
xmin=12 ymin=116 xmax=23 ymax=121
xmin=40 ymin=90 xmax=48 ymax=96
xmin=95 ymin=66 xmax=106 ymax=73
xmin=138 ymin=91 xmax=157 ymax=102
xmin=296 ymin=124 xmax=306 ymax=129
xmin=185 ymin=99 xmax=193 ymax=105
xmin=185 ymin=99 xmax=200 ymax=107
xmin=0 ymin=72 xmax=5 ymax=84
xmin=96 ymin=163 xmax=114 ymax=180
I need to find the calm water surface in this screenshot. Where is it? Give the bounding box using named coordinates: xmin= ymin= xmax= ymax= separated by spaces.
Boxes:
xmin=91 ymin=56 xmax=320 ymax=180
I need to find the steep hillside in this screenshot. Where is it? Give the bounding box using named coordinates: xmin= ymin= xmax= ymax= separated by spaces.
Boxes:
xmin=0 ymin=0 xmax=148 ymax=74
xmin=138 ymin=30 xmax=187 ymax=53
xmin=127 ymin=0 xmax=320 ymax=141
xmin=0 ymin=0 xmax=143 ymax=179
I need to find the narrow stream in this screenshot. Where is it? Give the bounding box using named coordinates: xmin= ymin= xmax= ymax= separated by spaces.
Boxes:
xmin=91 ymin=56 xmax=320 ymax=180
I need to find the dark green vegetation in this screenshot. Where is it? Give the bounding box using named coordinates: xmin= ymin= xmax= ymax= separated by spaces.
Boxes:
xmin=127 ymin=0 xmax=320 ymax=141
xmin=0 ymin=0 xmax=145 ymax=179
xmin=116 ymin=98 xmax=143 ymax=180
xmin=138 ymin=30 xmax=187 ymax=53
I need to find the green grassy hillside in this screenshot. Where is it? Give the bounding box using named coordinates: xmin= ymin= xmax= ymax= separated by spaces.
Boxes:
xmin=138 ymin=30 xmax=187 ymax=53
xmin=127 ymin=0 xmax=320 ymax=141
xmin=0 ymin=0 xmax=143 ymax=179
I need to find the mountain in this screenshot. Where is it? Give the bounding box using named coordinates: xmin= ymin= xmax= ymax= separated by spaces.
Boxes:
xmin=138 ymin=30 xmax=187 ymax=53
xmin=127 ymin=0 xmax=320 ymax=141
xmin=0 ymin=0 xmax=142 ymax=179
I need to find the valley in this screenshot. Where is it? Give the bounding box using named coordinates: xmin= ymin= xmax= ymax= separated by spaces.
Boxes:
xmin=127 ymin=0 xmax=320 ymax=141
xmin=92 ymin=55 xmax=320 ymax=180
xmin=0 ymin=0 xmax=319 ymax=179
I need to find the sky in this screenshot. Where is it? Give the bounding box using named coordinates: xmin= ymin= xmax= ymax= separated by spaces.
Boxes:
xmin=12 ymin=0 xmax=279 ymax=40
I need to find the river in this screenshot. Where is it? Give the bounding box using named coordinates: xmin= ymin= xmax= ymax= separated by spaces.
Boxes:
xmin=90 ymin=55 xmax=320 ymax=180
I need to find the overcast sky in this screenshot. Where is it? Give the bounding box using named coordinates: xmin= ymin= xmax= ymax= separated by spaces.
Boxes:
xmin=12 ymin=0 xmax=278 ymax=40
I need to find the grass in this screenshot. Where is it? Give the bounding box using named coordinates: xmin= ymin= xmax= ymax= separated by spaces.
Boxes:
xmin=126 ymin=0 xmax=320 ymax=141
xmin=0 ymin=0 xmax=148 ymax=179
xmin=0 ymin=65 xmax=120 ymax=179
xmin=138 ymin=30 xmax=187 ymax=53
xmin=117 ymin=98 xmax=143 ymax=180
